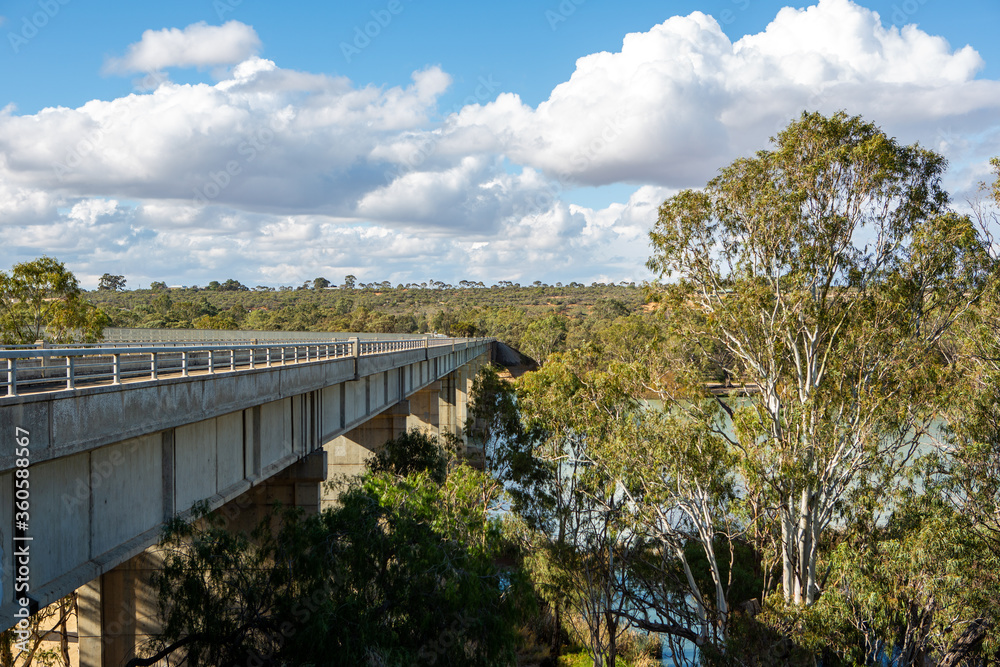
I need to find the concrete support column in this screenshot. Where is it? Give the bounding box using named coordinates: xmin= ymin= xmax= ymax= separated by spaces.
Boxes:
xmin=460 ymin=359 xmax=488 ymax=469
xmin=78 ymin=551 xmax=163 ymax=667
xmin=455 ymin=364 xmax=473 ymax=443
xmin=254 ymin=449 xmax=327 ymax=515
xmin=322 ymin=403 xmax=408 ymax=508
xmin=438 ymin=373 xmax=458 ymax=443
xmin=404 ymin=381 xmax=441 ymax=437
xmin=218 ymin=449 xmax=328 ymax=535
xmin=77 ymin=580 xmax=102 ymax=667
xmin=438 ymin=363 xmax=479 ymax=452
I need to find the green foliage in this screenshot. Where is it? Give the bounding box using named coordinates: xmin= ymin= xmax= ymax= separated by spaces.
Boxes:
xmin=86 ymin=281 xmax=646 ymax=349
xmin=368 ymin=429 xmax=449 ymax=483
xmin=220 ymin=278 xmax=249 ymax=291
xmin=0 ymin=594 xmax=76 ymax=666
xmin=592 ymin=299 xmax=631 ymax=320
xmin=458 ymin=122 xmax=1000 ymax=665
xmin=191 ymin=313 xmax=239 ymax=329
xmin=0 ymin=256 xmax=109 ymax=344
xmin=647 ymin=110 xmax=991 ymax=607
xmin=521 ymin=314 xmax=568 ymax=365
xmin=141 ymin=463 xmax=532 ymax=666
xmin=98 ymin=273 xmax=126 ymax=291
xmin=468 ymin=366 xmax=555 ymax=530
xmin=499 ymin=348 xmax=698 ymax=666
xmin=558 ymin=629 xmax=661 ymax=667
xmin=739 ymin=497 xmax=1000 ymax=667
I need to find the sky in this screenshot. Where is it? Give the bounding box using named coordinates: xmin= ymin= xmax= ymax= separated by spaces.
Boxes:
xmin=1 ymin=0 xmax=999 ymax=289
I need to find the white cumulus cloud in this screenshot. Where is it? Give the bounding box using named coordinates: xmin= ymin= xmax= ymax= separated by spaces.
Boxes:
xmin=0 ymin=63 xmax=456 ymax=217
xmin=103 ymin=21 xmax=262 ymax=75
xmin=451 ymin=0 xmax=1000 ymax=188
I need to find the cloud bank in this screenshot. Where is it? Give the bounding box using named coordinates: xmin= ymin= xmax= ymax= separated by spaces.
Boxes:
xmin=1 ymin=0 xmax=998 ymax=288
xmin=454 ymin=0 xmax=997 ymax=187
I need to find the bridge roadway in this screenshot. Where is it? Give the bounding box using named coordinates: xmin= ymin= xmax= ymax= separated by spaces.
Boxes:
xmin=0 ymin=331 xmax=493 ymax=665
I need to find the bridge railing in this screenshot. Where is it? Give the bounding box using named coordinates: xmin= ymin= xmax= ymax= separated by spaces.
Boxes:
xmin=0 ymin=337 xmax=486 ymax=398
xmin=99 ymin=327 xmax=443 ymax=344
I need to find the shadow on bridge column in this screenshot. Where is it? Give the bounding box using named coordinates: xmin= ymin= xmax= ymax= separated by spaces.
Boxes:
xmin=77 ymin=450 xmax=326 ymax=667
xmin=321 ymin=403 xmax=409 ymax=509
xmin=77 ymin=552 xmax=161 ymax=667
xmin=405 ymin=380 xmax=442 ymax=438
xmin=325 ymin=359 xmax=490 ymax=485
xmin=413 ymin=369 xmax=468 ymax=448
xmin=452 ymin=359 xmax=490 ymax=468
xmin=216 ymin=448 xmax=327 ymax=535
xmin=404 ymin=371 xmax=470 ymax=448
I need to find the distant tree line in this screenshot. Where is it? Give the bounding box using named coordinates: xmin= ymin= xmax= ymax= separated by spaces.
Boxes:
xmin=0 ymin=255 xmax=649 ymax=366
xmin=99 ymin=275 xmax=636 ymax=293
xmin=85 ymin=280 xmax=647 ymax=364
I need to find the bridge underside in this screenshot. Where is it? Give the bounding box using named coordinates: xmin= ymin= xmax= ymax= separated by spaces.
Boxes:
xmin=0 ymin=342 xmax=490 ymax=665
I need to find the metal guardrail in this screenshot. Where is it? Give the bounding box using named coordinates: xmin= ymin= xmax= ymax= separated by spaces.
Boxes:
xmin=0 ymin=336 xmax=487 ymax=398
xmin=99 ymin=327 xmax=438 ymax=344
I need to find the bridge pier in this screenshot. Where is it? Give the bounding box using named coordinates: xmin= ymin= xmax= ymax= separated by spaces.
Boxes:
xmin=320 ymin=360 xmax=486 ymax=508
xmin=77 ymin=451 xmax=326 ymax=667
xmin=454 ymin=359 xmax=489 ymax=467
xmin=321 ymin=402 xmax=409 ymax=507
xmin=217 ymin=448 xmax=327 ymax=534
xmin=78 ymin=551 xmax=161 ymax=667
xmin=405 ymin=381 xmax=442 ymax=437
xmin=407 ymin=362 xmax=479 ymax=445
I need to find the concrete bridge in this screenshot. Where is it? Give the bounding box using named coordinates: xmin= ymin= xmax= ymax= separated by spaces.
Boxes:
xmin=0 ymin=331 xmax=494 ymax=665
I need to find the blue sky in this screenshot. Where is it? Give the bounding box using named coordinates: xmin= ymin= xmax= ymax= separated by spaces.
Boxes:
xmin=1 ymin=0 xmax=999 ymax=288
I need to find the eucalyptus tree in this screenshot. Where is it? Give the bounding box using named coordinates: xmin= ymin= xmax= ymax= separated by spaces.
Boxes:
xmin=647 ymin=111 xmax=991 ymax=606
xmin=0 ymin=256 xmax=109 ymax=344
xmin=497 ymin=345 xmax=652 ymax=667
xmin=940 ymin=156 xmax=1000 ymax=541
xmin=98 ymin=273 xmax=126 ymax=291
xmin=908 ymin=157 xmax=1000 ymax=662
xmin=503 ymin=339 xmax=747 ymax=665
xmin=600 ymin=406 xmax=748 ymax=664
xmin=813 ymin=495 xmax=999 ymax=667
xmin=521 ymin=313 xmax=568 ymax=366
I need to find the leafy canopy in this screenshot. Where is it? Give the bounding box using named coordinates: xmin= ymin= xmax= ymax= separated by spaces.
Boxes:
xmin=0 ymin=256 xmax=109 ymax=344
xmin=647 ymin=110 xmax=991 ymax=606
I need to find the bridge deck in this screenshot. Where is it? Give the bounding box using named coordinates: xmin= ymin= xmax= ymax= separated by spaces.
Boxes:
xmin=0 ymin=337 xmax=476 ymax=399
